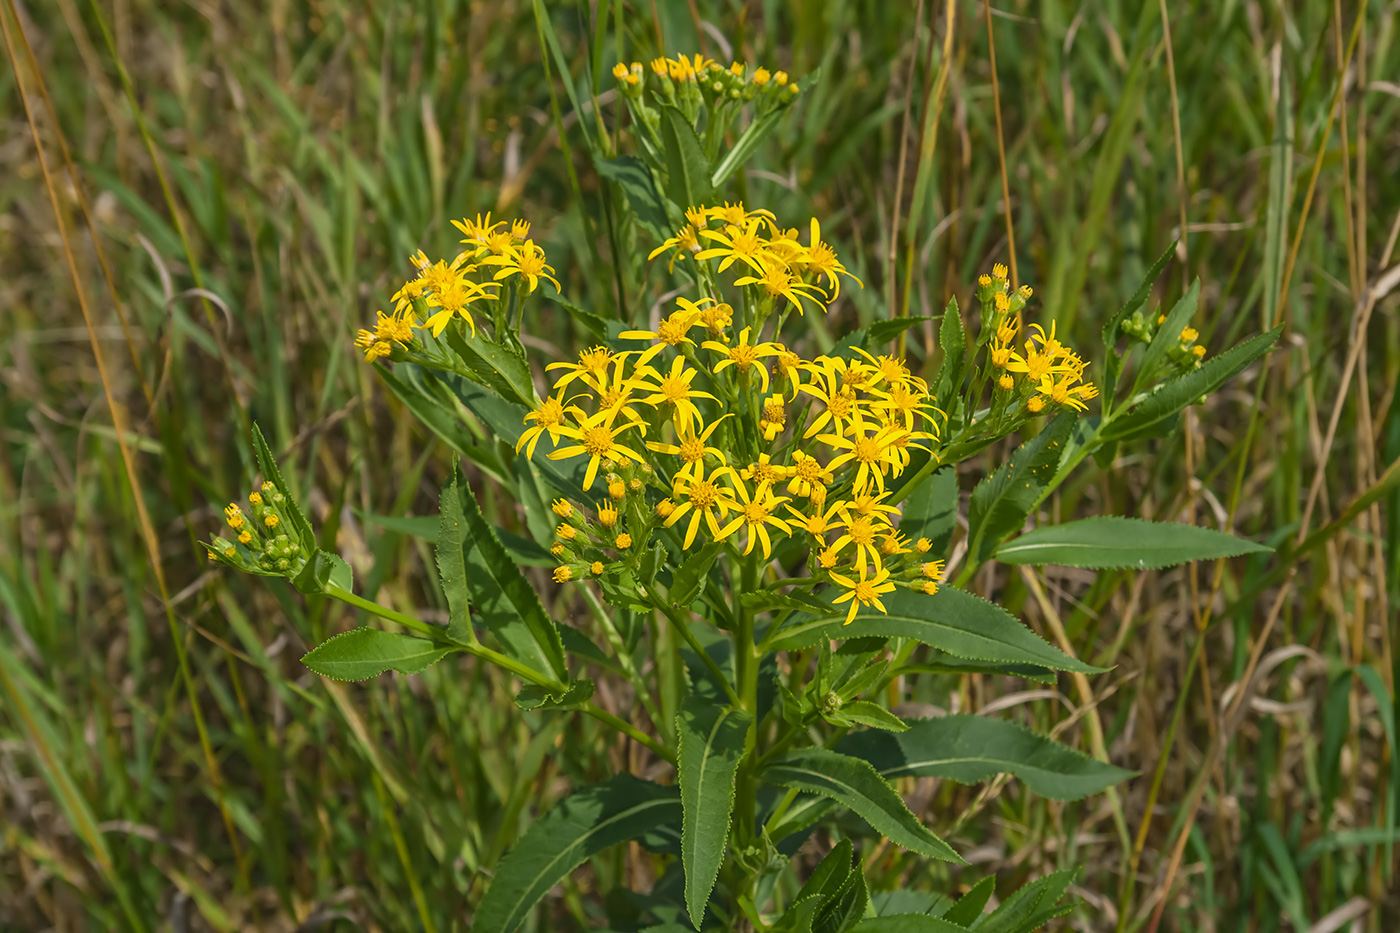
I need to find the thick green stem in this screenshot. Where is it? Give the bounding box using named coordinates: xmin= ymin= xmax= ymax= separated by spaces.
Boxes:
xmin=733 ymin=554 xmax=762 ymax=848
xmin=653 ymin=596 xmax=742 ymax=707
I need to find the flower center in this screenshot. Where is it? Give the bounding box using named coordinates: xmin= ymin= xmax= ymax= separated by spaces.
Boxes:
xmin=660 ymin=375 xmax=689 ymax=402
xmin=657 ymin=316 xmax=689 ymax=345
xmin=599 ymin=390 xmax=626 ymax=410
xmin=688 ymin=480 xmax=719 ymax=510
xmin=761 ymin=268 xmax=793 ymax=297
xmin=854 ymin=580 xmax=877 ymax=601
xmin=1024 ymin=350 xmax=1053 ymax=382
xmin=828 ymin=393 xmax=853 ymax=419
xmin=796 ymin=457 xmax=822 ymax=481
xmin=537 ymin=398 xmax=565 ymax=427
xmin=583 ymin=426 xmax=614 ymax=457
xmin=742 ymin=501 xmax=769 ymax=523
xmin=729 ymin=345 xmax=758 ymax=367
xmin=853 ymin=436 xmax=882 ymax=464
xmin=578 ymin=347 xmax=612 ymax=374
xmin=762 ymin=400 xmax=785 ymax=423
xmin=678 ymin=437 xmax=705 ymax=463
xmin=848 ymin=516 xmax=876 ymax=546
xmin=808 ymin=242 xmax=837 ymax=274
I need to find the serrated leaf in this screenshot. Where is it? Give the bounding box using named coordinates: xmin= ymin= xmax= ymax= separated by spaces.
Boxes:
xmin=979 ymin=869 xmax=1077 ymax=933
xmin=994 ymin=516 xmax=1272 ymax=569
xmin=898 ymin=466 xmax=958 ymax=560
xmin=851 ymin=917 xmax=970 ymax=932
xmin=444 ymin=460 xmax=567 ymax=678
xmin=1133 ymin=278 xmax=1200 ymax=391
xmin=762 ymin=748 xmax=963 ymax=863
xmin=437 ymin=473 xmax=472 ymax=642
xmin=597 ymin=154 xmax=671 ymax=241
xmin=443 ymin=323 xmax=537 ymax=408
xmin=291 ymin=549 xmax=353 ymax=595
xmin=836 ymin=701 xmax=908 ymax=732
xmin=475 ymin=776 xmax=681 ymax=933
xmin=1104 ymin=326 xmax=1282 ymax=442
xmin=966 ymin=412 xmax=1076 ymax=564
xmin=659 ymin=105 xmax=714 ymax=211
xmin=301 ymin=628 xmax=452 ymax=681
xmin=741 ymin=590 xmax=833 ymax=615
xmin=670 ymin=542 xmax=721 ymax=607
xmin=812 ymin=862 xmax=869 ymax=933
xmin=676 ymin=695 xmax=751 ymax=928
xmin=251 ymin=423 xmax=316 ymax=549
xmin=514 ymin=678 xmax=594 ymax=711
xmin=838 ymin=715 xmax=1133 ymax=801
xmin=766 ymin=587 xmax=1102 ymax=674
xmin=868 ymin=316 xmax=931 ymax=346
xmin=942 ymin=876 xmax=995 ymax=926
xmin=932 ymin=297 xmax=965 ymax=406
xmin=796 ymin=837 xmax=855 ymax=902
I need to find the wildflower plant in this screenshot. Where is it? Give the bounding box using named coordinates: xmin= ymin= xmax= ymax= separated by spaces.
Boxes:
xmin=208 ymin=55 xmax=1281 ymax=932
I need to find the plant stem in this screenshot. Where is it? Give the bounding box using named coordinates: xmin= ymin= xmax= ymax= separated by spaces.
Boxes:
xmin=582 ymin=704 xmax=676 ymax=765
xmin=653 ymin=596 xmax=742 ymax=707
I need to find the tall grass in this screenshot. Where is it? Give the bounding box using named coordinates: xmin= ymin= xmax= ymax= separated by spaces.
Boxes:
xmin=1 ymin=0 xmax=1397 ymax=929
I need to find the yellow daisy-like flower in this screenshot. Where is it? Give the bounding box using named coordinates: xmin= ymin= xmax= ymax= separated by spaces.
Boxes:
xmin=715 ymin=478 xmax=791 ymax=558
xmin=771 ymin=343 xmax=805 ymax=398
xmin=758 ymin=394 xmax=787 ymax=441
xmin=548 ymin=346 xmax=620 ymax=392
xmin=482 ymin=239 xmax=561 ymax=294
xmin=828 ymin=509 xmax=893 ymax=575
xmin=630 ymin=355 xmax=718 ymax=430
xmin=829 ymin=566 xmax=897 ymax=625
xmin=517 ymin=390 xmax=582 ymax=459
xmin=647 ymin=414 xmax=732 ymax=482
xmin=589 ymin=355 xmax=651 ymax=431
xmin=703 ymin=327 xmax=781 ymax=391
xmin=665 ymin=464 xmax=740 ymax=549
xmin=799 ymin=366 xmax=866 ymax=439
xmin=647 ymin=223 xmax=702 ymax=272
xmin=784 ymin=498 xmax=844 ymax=537
xmin=695 ymin=218 xmax=775 ymax=276
xmin=620 ymin=296 xmax=709 ymax=358
xmin=705 ymin=201 xmax=774 ymax=227
xmin=547 ymin=408 xmax=646 ymax=490
xmin=786 ymin=450 xmax=835 ymax=501
xmin=801 ymin=218 xmax=863 ymax=299
xmin=734 ymin=264 xmax=828 ymax=315
xmin=355 ymin=309 xmax=416 ymax=362
xmin=741 ymin=452 xmax=791 ymax=487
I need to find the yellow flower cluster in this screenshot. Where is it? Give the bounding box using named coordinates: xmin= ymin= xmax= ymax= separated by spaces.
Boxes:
xmin=206 ymin=483 xmax=305 ymax=575
xmin=613 ymin=54 xmax=800 ymax=100
xmin=354 ymin=213 xmax=558 ymax=361
xmin=650 ymin=203 xmax=861 ymax=314
xmin=981 ymin=264 xmax=1098 ymax=414
xmin=525 ymin=237 xmax=943 ymax=622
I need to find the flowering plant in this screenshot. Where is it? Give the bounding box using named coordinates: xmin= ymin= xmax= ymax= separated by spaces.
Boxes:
xmin=208 ymin=54 xmax=1277 ymax=931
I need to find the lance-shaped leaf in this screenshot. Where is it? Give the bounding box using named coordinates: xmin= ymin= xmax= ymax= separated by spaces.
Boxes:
xmin=994 ymin=516 xmax=1272 ymax=569
xmin=711 ymin=108 xmax=784 ymax=188
xmin=251 ymin=423 xmax=316 ymax=550
xmin=1101 ymin=239 xmax=1177 ymax=406
xmin=669 ymin=541 xmax=722 ymax=607
xmin=837 ymin=715 xmax=1134 ymax=800
xmin=966 ymin=412 xmax=1076 ymax=565
xmin=1133 ymin=278 xmax=1200 ymax=391
xmin=597 ymin=154 xmax=671 ymax=242
xmin=676 ymin=695 xmax=751 ymax=928
xmin=292 ymin=549 xmax=353 ymax=596
xmin=442 ymin=461 xmax=568 ymax=679
xmin=301 ymin=628 xmax=452 ymax=681
xmin=1103 ymin=326 xmax=1282 ymax=442
xmin=762 ymin=748 xmax=963 ymax=863
xmin=851 ymin=917 xmax=970 ymax=932
xmin=898 ymin=466 xmax=958 ymax=560
xmin=765 ymin=587 xmax=1102 ymax=674
xmin=932 ymin=297 xmax=966 ymax=407
xmin=475 ymin=776 xmax=682 ymax=933
xmin=659 ymin=105 xmax=714 ymax=211
xmin=443 ymin=324 xmax=537 ymax=408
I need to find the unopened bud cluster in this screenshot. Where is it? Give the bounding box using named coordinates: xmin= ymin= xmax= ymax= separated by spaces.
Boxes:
xmin=1121 ymin=310 xmax=1208 ymax=372
xmin=205 ymin=482 xmax=307 ymax=577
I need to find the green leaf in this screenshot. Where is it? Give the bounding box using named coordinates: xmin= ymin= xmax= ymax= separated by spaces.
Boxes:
xmin=741 ymin=590 xmax=833 ymax=615
xmin=711 ymin=108 xmax=784 ymax=188
xmin=767 ymin=587 xmax=1102 ymax=675
xmin=445 ymin=460 xmax=568 ymax=679
xmin=838 ymin=715 xmax=1134 ymax=800
xmin=932 ymin=297 xmax=965 ymax=406
xmin=868 ymin=316 xmax=931 ymax=346
xmin=292 ymin=549 xmax=353 ymax=595
xmin=514 ymin=678 xmax=595 ymax=711
xmin=301 ymin=628 xmax=452 ymax=681
xmin=898 ymin=466 xmax=958 ymax=559
xmin=374 ymin=364 xmax=486 ymax=462
xmin=833 ymin=701 xmax=908 ymax=733
xmin=851 ymin=917 xmax=970 ymax=932
xmin=899 ymin=655 xmax=1055 ymax=685
xmin=659 ymin=105 xmax=714 ymax=211
xmin=966 ymin=412 xmax=1076 ymax=564
xmin=676 ymin=695 xmax=751 ymax=928
xmin=363 ymin=511 xmax=552 ymax=565
xmin=251 ymin=423 xmax=315 ymax=549
xmin=476 ymin=776 xmax=681 ymax=933
xmin=442 ymin=324 xmax=537 ymax=408
xmin=436 ymin=472 xmax=473 ymax=642
xmin=762 ymin=748 xmax=963 ymax=863
xmin=449 ymin=378 xmax=591 ymax=503
xmin=541 ymin=287 xmax=609 ymax=341
xmin=1134 ymin=278 xmax=1200 ymax=390
xmin=1101 ymin=239 xmax=1177 ymax=405
xmin=994 ymin=516 xmax=1272 ymax=569
xmin=942 ymin=876 xmax=995 ymax=926
xmin=1104 ymin=326 xmax=1282 ymax=442
xmin=979 ymin=869 xmax=1076 ymax=933
xmin=812 ymin=863 xmax=869 ymax=933
xmin=597 ymin=154 xmax=671 ymax=241
xmin=669 ymin=541 xmax=721 ymax=607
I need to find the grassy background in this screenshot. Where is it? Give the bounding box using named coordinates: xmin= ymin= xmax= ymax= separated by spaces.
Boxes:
xmin=2 ymin=0 xmax=1398 ymax=929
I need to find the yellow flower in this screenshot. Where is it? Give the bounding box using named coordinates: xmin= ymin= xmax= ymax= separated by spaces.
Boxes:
xmin=552 ymin=499 xmax=574 ymax=518
xmin=665 ymin=464 xmax=740 ymax=548
xmin=656 ymin=498 xmax=676 ymax=518
xmin=820 ymin=423 xmax=904 ymax=494
xmin=758 ymin=394 xmax=787 ymax=441
xmin=829 ymin=566 xmax=897 ymax=625
xmin=785 ymin=498 xmax=844 ymax=537
xmin=734 ymin=264 xmax=828 ymax=315
xmin=612 ymin=62 xmax=628 ymax=80
xmin=771 ymin=344 xmax=805 ymax=398
xmin=921 ymin=560 xmax=945 ymax=580
xmin=483 ymin=239 xmax=561 ymax=294
xmin=828 ymin=510 xmax=892 ymax=575
xmin=703 ymin=327 xmax=781 ymax=391
xmin=843 ymin=491 xmax=903 ymax=521
xmin=589 ymin=355 xmax=651 ymax=430
xmin=553 ymin=565 xmax=573 ymax=583
xmin=631 ymin=355 xmax=718 ymax=430
xmin=915 ymin=537 xmax=932 ymax=554
xmin=598 ymin=504 xmax=619 ymax=528
xmin=647 ymin=414 xmax=731 ymax=482
xmin=452 ymin=213 xmax=507 ymax=254
xmin=705 ymin=201 xmax=773 ymax=227
xmin=879 ymin=532 xmax=912 ymax=556
xmin=615 ymin=533 xmax=633 ymax=550
xmin=264 ymin=513 xmax=280 ymax=529
xmin=699 ymin=301 xmax=733 ymax=335
xmin=356 ymin=310 xmax=416 ymax=362
xmin=921 ymin=580 xmax=939 ymax=595
xmin=592 ymin=560 xmax=606 ymax=574
xmin=621 ymin=297 xmax=709 ymax=356
xmin=998 ymin=373 xmax=1015 ymax=391
xmin=224 ymin=504 xmax=245 ymax=529
xmin=695 ymin=218 xmax=775 ymax=275
xmin=714 ymin=479 xmax=791 ymax=558
xmin=548 ymin=408 xmax=646 ymax=490
xmin=752 ymin=67 xmax=771 ymax=85
xmin=552 ymin=543 xmax=566 ymax=558
xmin=786 ymin=450 xmax=835 ymax=501
xmin=802 ymin=218 xmax=862 ymax=299
xmin=548 ymin=346 xmax=619 ymax=392
xmin=741 ymin=452 xmax=791 ymax=487
xmin=609 ymin=480 xmax=626 ymax=501
xmin=518 ymin=391 xmax=582 ymax=459
xmin=647 ymin=223 xmax=702 ymax=272
xmin=1027 ymin=395 xmax=1046 ymax=413
xmin=557 ymin=522 xmax=577 ymax=541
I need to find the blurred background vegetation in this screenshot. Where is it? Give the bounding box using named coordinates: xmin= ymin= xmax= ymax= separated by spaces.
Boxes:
xmin=1 ymin=0 xmax=1397 ymax=929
